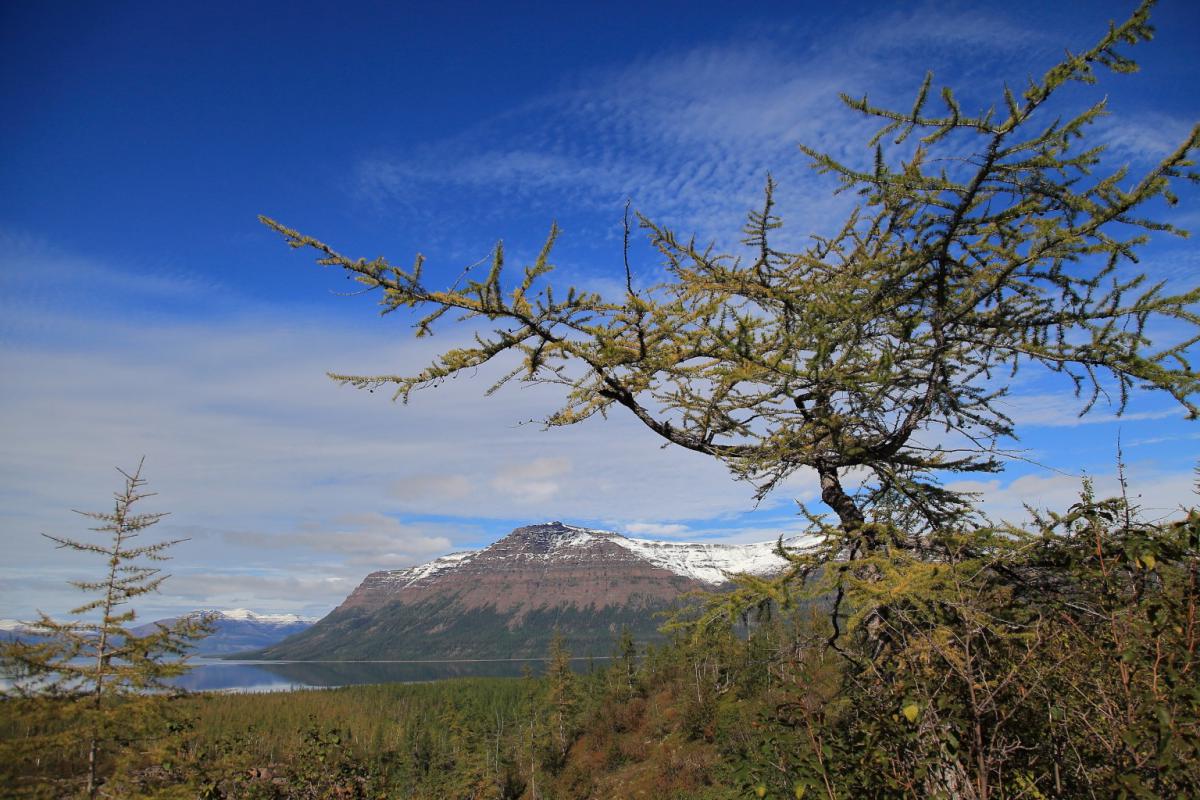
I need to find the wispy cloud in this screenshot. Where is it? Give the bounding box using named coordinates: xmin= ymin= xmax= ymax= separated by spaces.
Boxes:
xmin=999 ymin=394 xmax=1184 ymax=428
xmin=624 ymin=522 xmax=691 ymax=538
xmin=1125 ymin=431 xmax=1200 ymax=449
xmin=949 ymin=465 xmax=1198 ymax=526
xmin=5 ymin=4 xmax=1195 ymax=623
xmin=4 ymin=235 xmax=1196 ymax=620
xmin=1096 ymin=113 xmax=1196 ymax=167
xmin=220 ymin=513 xmax=459 ymax=567
xmin=350 ymin=4 xmax=1072 ymax=267
xmin=0 ymin=237 xmax=820 ymax=618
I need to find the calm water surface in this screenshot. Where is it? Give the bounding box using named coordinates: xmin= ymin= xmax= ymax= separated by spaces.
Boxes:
xmin=173 ymin=658 xmax=604 ymax=693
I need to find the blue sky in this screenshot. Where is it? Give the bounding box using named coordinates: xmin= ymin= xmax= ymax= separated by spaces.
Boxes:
xmin=2 ymin=1 xmax=1198 ymax=620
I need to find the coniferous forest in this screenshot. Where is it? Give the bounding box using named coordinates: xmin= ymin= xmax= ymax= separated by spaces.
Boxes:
xmin=3 ymin=495 xmax=1198 ymax=798
xmin=3 ymin=1 xmax=1199 ymax=797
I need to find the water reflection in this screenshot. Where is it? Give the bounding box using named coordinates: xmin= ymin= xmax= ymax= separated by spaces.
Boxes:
xmin=171 ymin=658 xmax=605 ymax=693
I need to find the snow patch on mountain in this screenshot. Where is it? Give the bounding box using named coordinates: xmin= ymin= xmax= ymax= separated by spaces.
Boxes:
xmin=615 ymin=535 xmax=816 ymax=585
xmin=539 ymin=523 xmax=818 ymax=583
xmin=196 ymin=608 xmax=316 ymax=625
xmin=372 ymin=522 xmax=818 ymax=587
xmin=378 ymin=551 xmax=478 ymax=589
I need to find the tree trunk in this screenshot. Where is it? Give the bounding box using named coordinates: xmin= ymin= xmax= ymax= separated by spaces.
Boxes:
xmin=820 ymin=464 xmax=972 ymax=799
xmin=87 ymin=734 xmax=98 ymax=799
xmin=817 ymin=464 xmax=864 ymax=532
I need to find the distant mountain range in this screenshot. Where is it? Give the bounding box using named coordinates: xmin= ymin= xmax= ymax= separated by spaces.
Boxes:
xmin=137 ymin=609 xmax=316 ymax=655
xmin=5 ymin=523 xmax=813 ymax=662
xmin=1 ymin=608 xmax=315 ymax=656
xmin=0 ymin=619 xmax=37 ymax=643
xmin=250 ymin=521 xmax=813 ymax=661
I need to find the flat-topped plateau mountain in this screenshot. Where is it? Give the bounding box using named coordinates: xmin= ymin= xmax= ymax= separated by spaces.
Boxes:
xmin=252 ymin=522 xmax=813 ymax=660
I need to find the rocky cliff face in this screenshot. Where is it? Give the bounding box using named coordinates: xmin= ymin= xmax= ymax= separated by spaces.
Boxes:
xmin=252 ymin=522 xmax=812 ymax=661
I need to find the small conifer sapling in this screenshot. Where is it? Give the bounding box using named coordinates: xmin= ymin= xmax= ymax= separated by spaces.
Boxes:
xmin=0 ymin=459 xmax=210 ymax=798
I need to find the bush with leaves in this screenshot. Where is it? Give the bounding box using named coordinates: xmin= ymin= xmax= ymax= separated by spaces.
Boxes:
xmin=694 ymin=483 xmax=1199 ymax=799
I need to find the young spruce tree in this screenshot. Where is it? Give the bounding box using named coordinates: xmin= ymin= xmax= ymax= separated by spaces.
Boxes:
xmin=0 ymin=460 xmax=209 ymax=798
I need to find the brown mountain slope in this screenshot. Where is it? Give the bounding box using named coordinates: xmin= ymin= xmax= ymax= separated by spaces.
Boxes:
xmin=253 ymin=522 xmax=809 ymax=660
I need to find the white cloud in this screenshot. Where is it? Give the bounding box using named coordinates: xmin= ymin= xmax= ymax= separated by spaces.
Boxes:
xmin=0 ymin=241 xmax=811 ymax=619
xmin=948 ymin=466 xmax=1198 ymax=526
xmin=390 ymin=474 xmax=473 ymax=505
xmin=998 ymin=394 xmax=1183 ymax=428
xmin=491 ymin=457 xmax=572 ymax=505
xmin=1125 ymin=432 xmax=1200 ymax=449
xmin=4 ymin=230 xmax=1194 ymax=624
xmin=349 ymin=4 xmax=1071 ymax=263
xmin=624 ymin=522 xmax=691 ymax=537
xmin=220 ymin=513 xmax=457 ymax=567
xmin=163 ymin=572 xmax=358 ymax=618
xmin=5 ymin=5 xmax=1195 ymax=622
xmin=1097 ymin=114 xmax=1197 ymax=167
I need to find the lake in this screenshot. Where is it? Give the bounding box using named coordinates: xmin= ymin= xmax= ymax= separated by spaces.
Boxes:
xmin=171 ymin=657 xmax=607 ymax=693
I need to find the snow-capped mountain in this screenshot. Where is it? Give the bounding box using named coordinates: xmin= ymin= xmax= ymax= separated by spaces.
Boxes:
xmin=2 ymin=610 xmax=316 ymax=655
xmin=196 ymin=608 xmax=314 ymax=626
xmin=135 ymin=609 xmax=317 ymax=655
xmin=253 ymin=522 xmax=816 ymax=661
xmin=373 ymin=525 xmax=809 ymax=591
xmin=0 ymin=618 xmax=38 ymax=644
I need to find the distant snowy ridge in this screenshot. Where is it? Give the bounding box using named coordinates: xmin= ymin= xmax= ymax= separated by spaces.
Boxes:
xmin=379 ymin=523 xmax=817 ymax=589
xmin=193 ymin=608 xmax=316 ymax=625
xmin=135 ymin=608 xmax=317 ymax=655
xmin=1 ymin=611 xmax=316 ymax=656
xmin=0 ymin=610 xmax=313 ymax=630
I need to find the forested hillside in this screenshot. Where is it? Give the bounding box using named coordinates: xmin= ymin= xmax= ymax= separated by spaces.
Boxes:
xmin=3 ymin=492 xmax=1197 ymax=798
xmin=3 ymin=3 xmax=1197 ymax=798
